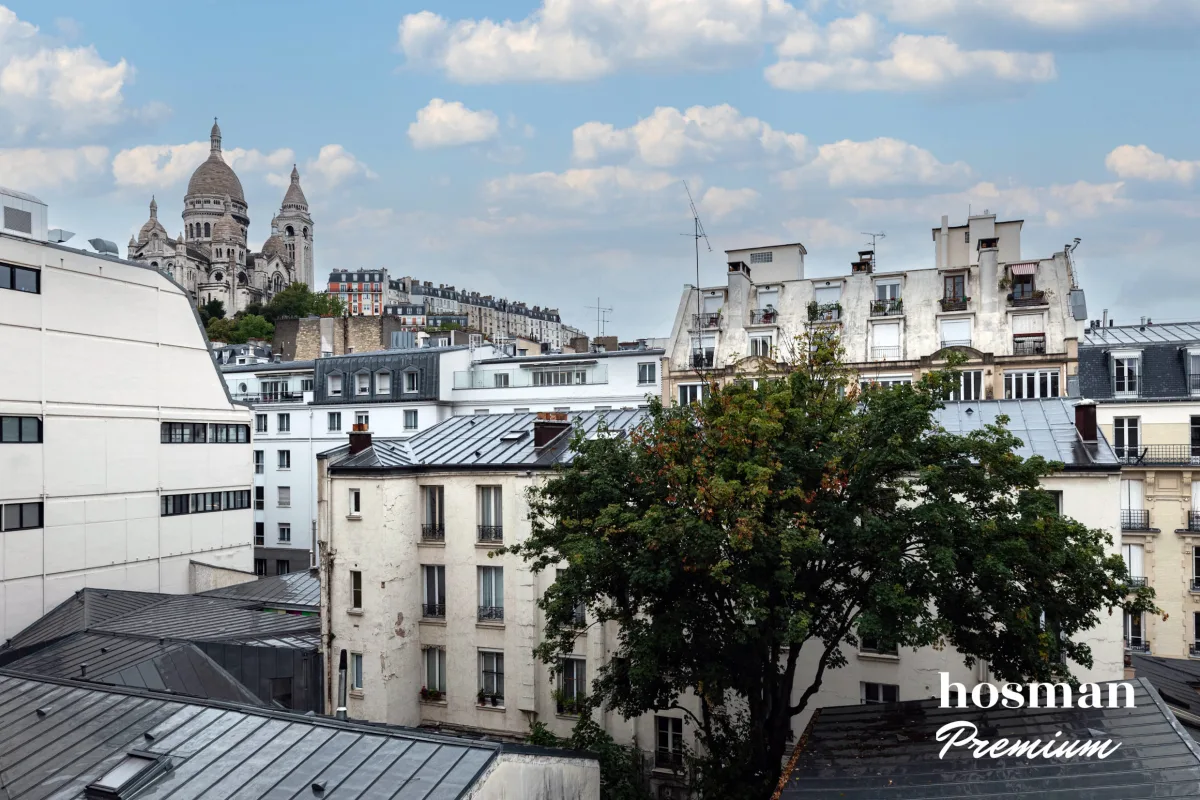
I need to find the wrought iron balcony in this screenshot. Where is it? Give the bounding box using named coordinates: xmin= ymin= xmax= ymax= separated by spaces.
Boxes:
xmin=231 ymin=392 xmax=306 ymax=404
xmin=1190 ymin=512 xmax=1200 ymax=532
xmin=1126 ymin=576 xmax=1148 ymax=589
xmin=871 ymin=346 xmax=901 ymax=361
xmin=940 ymin=339 xmax=973 ymax=350
xmin=1124 ymin=638 xmax=1150 ymax=654
xmin=478 ymin=525 xmax=503 ymax=543
xmin=749 ymin=309 xmax=778 ymax=325
xmin=478 ymin=605 xmax=505 ymax=622
xmin=421 ymin=523 xmax=445 ymax=542
xmin=422 ymin=603 xmax=445 ymax=619
xmin=691 ymin=312 xmax=721 ymax=330
xmin=1191 ymin=643 xmax=1200 ymax=658
xmin=1191 ymin=577 xmax=1200 ymax=592
xmin=1116 ymin=444 xmax=1200 ymax=466
xmin=870 ymin=299 xmax=903 ymax=316
xmin=1012 ymin=336 xmax=1047 ymax=356
xmin=1191 ymin=374 xmax=1200 ymax=394
xmin=690 ymin=351 xmax=714 ymax=369
xmin=1007 ymin=291 xmax=1047 ymax=307
xmin=655 ymin=750 xmax=684 ymax=770
xmin=1121 ymin=509 xmax=1151 ymax=530
xmin=808 ymin=302 xmax=842 ymax=322
xmin=940 ymin=296 xmax=970 ymax=312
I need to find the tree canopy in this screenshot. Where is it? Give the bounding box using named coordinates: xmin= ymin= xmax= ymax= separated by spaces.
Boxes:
xmin=199 ymin=298 xmax=225 ymax=325
xmin=261 ymin=282 xmax=346 ymax=323
xmin=206 ymin=313 xmax=274 ymax=344
xmin=510 ymin=336 xmax=1156 ymax=799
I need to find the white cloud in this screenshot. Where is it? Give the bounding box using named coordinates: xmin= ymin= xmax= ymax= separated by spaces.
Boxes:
xmin=700 ymin=186 xmax=759 ymax=219
xmin=782 ymin=216 xmax=860 ymax=248
xmin=0 ymin=5 xmax=144 ymax=141
xmin=227 ymin=147 xmax=294 ymax=173
xmin=783 ymin=137 xmax=971 ymax=187
xmin=573 ymin=104 xmax=807 ymax=167
xmin=397 ymin=0 xmax=806 ymax=83
xmin=486 ymin=165 xmax=678 ymax=206
xmin=766 ymin=31 xmax=1055 ymax=92
xmin=848 ymin=180 xmax=1125 ymax=225
xmin=862 ymin=0 xmax=1200 ymax=32
xmin=303 ymin=144 xmax=377 ymax=189
xmin=1105 ymin=144 xmax=1200 ymax=184
xmin=408 ymin=98 xmax=500 ymax=149
xmin=112 ymin=141 xmax=298 ymax=189
xmin=0 ymin=145 xmax=107 ymax=189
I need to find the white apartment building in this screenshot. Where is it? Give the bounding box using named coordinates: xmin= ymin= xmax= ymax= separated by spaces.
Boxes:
xmin=0 ymin=187 xmax=253 ymax=641
xmin=318 ymin=400 xmax=1123 ymax=787
xmin=664 ymin=212 xmax=1089 ymax=408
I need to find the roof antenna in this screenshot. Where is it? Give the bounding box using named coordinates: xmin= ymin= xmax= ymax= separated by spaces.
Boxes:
xmin=861 ymin=231 xmax=885 ymax=270
xmin=681 ymin=181 xmax=712 ymax=368
xmin=585 ymin=297 xmax=612 ymax=342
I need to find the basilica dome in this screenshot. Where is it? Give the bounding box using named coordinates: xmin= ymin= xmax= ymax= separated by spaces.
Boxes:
xmin=187 ymin=120 xmax=245 ymax=202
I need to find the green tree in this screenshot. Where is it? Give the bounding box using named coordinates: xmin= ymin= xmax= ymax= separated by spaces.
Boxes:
xmin=205 ymin=316 xmax=236 ymax=343
xmin=309 ymin=290 xmax=346 ymax=318
xmin=233 ymin=314 xmax=274 ymax=343
xmin=510 ymin=334 xmax=1157 ymax=799
xmin=528 ymin=719 xmax=650 ymax=800
xmin=199 ymin=298 xmax=225 ymax=325
xmin=262 ymin=282 xmax=346 ymax=323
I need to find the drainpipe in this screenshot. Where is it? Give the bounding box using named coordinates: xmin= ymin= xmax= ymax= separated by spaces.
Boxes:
xmin=336 ymin=649 xmax=348 ymax=720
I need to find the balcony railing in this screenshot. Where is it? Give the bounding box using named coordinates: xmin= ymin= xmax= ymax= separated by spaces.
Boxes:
xmin=940 ymin=339 xmax=973 ymax=350
xmin=691 ymin=313 xmax=721 ymax=330
xmin=478 ymin=525 xmax=503 ymax=543
xmin=1191 ymin=643 xmax=1200 ymax=659
xmin=230 ymin=392 xmax=306 ymax=404
xmin=1121 ymin=509 xmax=1151 ymax=530
xmin=1191 ymin=577 xmax=1200 ymax=592
xmin=1012 ymin=336 xmax=1047 ymax=356
xmin=1007 ymin=292 xmax=1047 ymax=307
xmin=421 ymin=523 xmax=445 ymax=542
xmin=871 ymin=346 xmax=901 ymax=361
xmin=749 ymin=309 xmax=778 ymax=325
xmin=870 ymin=299 xmax=903 ymax=317
xmin=422 ymin=603 xmax=445 ymax=619
xmin=1125 ymin=638 xmax=1150 ymax=653
xmin=1191 ymin=374 xmax=1200 ymax=395
xmin=1190 ymin=512 xmax=1200 ymax=532
xmin=1126 ymin=576 xmax=1148 ymax=589
xmin=690 ymin=352 xmax=714 ymax=369
xmin=655 ymin=750 xmax=684 ymax=770
xmin=478 ymin=605 xmax=504 ymax=622
xmin=453 ymin=365 xmax=608 ymax=389
xmin=808 ymin=302 xmax=842 ymax=323
xmin=1116 ymin=444 xmax=1200 ymax=466
xmin=940 ymin=296 xmax=970 ymax=312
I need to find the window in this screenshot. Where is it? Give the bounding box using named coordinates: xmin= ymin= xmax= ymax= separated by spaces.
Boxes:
xmin=329 ymin=374 xmax=343 ymax=396
xmin=1004 ymin=369 xmax=1060 ymax=399
xmin=480 ymin=650 xmax=505 ymax=700
xmin=479 ymin=486 xmax=502 ymax=541
xmin=256 ymin=414 xmax=267 ymax=433
xmin=0 ymin=416 xmax=41 ymax=443
xmin=356 ymin=373 xmax=370 ymax=395
xmin=404 ymin=409 xmax=418 ymax=430
xmin=749 ymin=251 xmax=773 ymax=264
xmin=944 ymin=274 xmax=966 ymax=300
xmin=254 ymin=559 xmax=267 ymax=576
xmin=254 ymin=450 xmax=264 ymax=473
xmin=349 ymin=488 xmax=361 ymax=516
xmin=301 ymin=378 xmax=314 ymax=392
xmin=678 ymin=384 xmax=705 ymax=405
xmin=1124 ymin=611 xmax=1146 ymax=650
xmin=756 ymin=287 xmax=779 ymax=312
xmin=871 ymin=322 xmax=900 ymax=360
xmin=1 ymin=501 xmax=42 ymax=531
xmin=558 ymin=658 xmax=586 ymax=714
xmin=255 ymin=486 xmax=264 ymax=510
xmin=276 ymin=559 xmax=291 ymax=575
xmin=1121 ymin=479 xmax=1147 ymax=530
xmin=350 ymin=652 xmax=364 ymax=690
xmin=277 ymin=413 xmax=290 ymax=433
xmin=278 ymin=522 xmax=291 ymax=543
xmin=533 ymin=369 xmax=591 ymax=386
xmin=862 ymin=682 xmax=899 ymax=704
xmin=350 ymin=570 xmax=362 ymax=609
xmin=690 ymin=334 xmax=715 ymax=368
xmin=404 ymin=371 xmax=419 ymax=393
xmin=1122 ymin=543 xmax=1145 ymax=583
xmin=424 ymin=647 xmax=447 ymax=693
xmin=1012 ymin=273 xmax=1035 ymax=299
xmin=749 ymin=335 xmax=773 ymax=358
xmin=948 ymin=370 xmax=983 ymax=401
xmin=328 ymin=412 xmax=342 ymax=432
xmin=860 ymin=376 xmax=912 ymax=390
xmin=1114 ymin=355 xmax=1140 ymax=398
xmin=278 ymin=486 xmax=291 ymax=508
xmin=939 ymin=318 xmax=971 ymax=348
xmin=423 ymin=565 xmax=446 ymax=618
xmin=479 ymin=566 xmax=504 ymax=620
xmin=255 ymin=522 xmax=264 ymax=546
xmin=492 ymin=372 xmax=511 ymax=388
xmin=376 ymin=371 xmax=391 ymax=394
xmin=875 ymin=280 xmax=901 ymax=301
xmin=278 ymin=450 xmax=291 ymax=469
xmin=859 ymin=634 xmax=897 ymax=655
xmin=638 ymin=363 xmax=656 ymax=384
xmin=1114 ymin=417 xmax=1140 ymax=460
xmin=656 ymin=716 xmax=684 ymax=770
xmin=356 ymin=412 xmax=369 ymax=428
xmin=0 ymin=263 xmax=40 ymax=294
xmin=1047 ymin=490 xmax=1063 ymax=514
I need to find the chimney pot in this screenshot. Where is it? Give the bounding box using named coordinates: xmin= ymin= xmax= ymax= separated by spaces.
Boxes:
xmin=348 ymin=430 xmax=372 ymax=454
xmin=1075 ymin=400 xmax=1097 ymax=443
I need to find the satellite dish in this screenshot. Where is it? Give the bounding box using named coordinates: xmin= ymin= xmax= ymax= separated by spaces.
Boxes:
xmin=88 ymin=238 xmax=119 ymax=255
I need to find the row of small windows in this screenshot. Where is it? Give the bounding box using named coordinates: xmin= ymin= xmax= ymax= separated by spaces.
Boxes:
xmin=1 ymin=262 xmax=40 ymax=294
xmin=161 ymin=490 xmax=251 ymax=517
xmin=327 ymin=371 xmax=421 ymax=397
xmin=1 ymin=416 xmax=41 ymax=443
xmin=160 ymin=422 xmax=250 ymax=443
xmin=2 ymin=502 xmax=42 ymax=531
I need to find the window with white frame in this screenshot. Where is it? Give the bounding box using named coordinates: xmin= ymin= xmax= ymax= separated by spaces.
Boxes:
xmin=558 ymin=657 xmax=586 ymax=713
xmin=814 ymin=285 xmax=841 ymax=304
xmin=328 ymin=374 xmax=343 ymax=396
xmin=874 ymin=280 xmax=901 ymax=301
xmin=1113 ymin=417 xmax=1140 ymax=460
xmin=479 ymin=486 xmax=502 ymax=535
xmin=1122 ymin=543 xmax=1145 ymax=583
xmin=479 ymin=566 xmax=504 ymax=619
xmin=655 ymin=716 xmax=684 ymax=770
xmin=278 ymin=450 xmax=291 ymax=469
xmin=749 ymin=251 xmax=773 ymax=264
xmin=749 ymin=334 xmax=773 ymax=358
xmin=424 ymin=647 xmax=446 ymax=693
xmin=479 ymin=650 xmax=505 ymax=700
xmin=375 ymin=371 xmax=391 ymax=394
xmin=1188 ymin=350 xmax=1200 ymax=395
xmin=861 ymin=682 xmax=899 ymax=704
xmin=350 ymin=652 xmax=363 ymax=690
xmin=948 ymin=370 xmax=983 ymax=401
xmin=871 ymin=322 xmax=900 ymax=360
xmin=349 ymin=488 xmax=361 ymax=516
xmin=493 ymin=372 xmax=510 ymax=388
xmin=1004 ymin=369 xmax=1060 ymax=398
xmin=422 ymin=564 xmax=445 ymax=618
xmin=860 ymin=375 xmax=912 ymax=390
xmin=1113 ymin=352 xmax=1141 ymax=398
xmin=350 ymin=570 xmax=362 ymax=608
xmin=255 ymin=414 xmax=267 ymax=433
xmin=404 ymin=409 xmax=418 ymax=430
xmin=277 ymin=413 xmax=290 ymax=433
xmin=939 ymin=318 xmax=972 ymax=348
xmin=756 ymin=287 xmax=778 ymax=311
xmin=356 ymin=373 xmax=370 ymax=395
xmin=278 ymin=522 xmax=291 ymax=542
xmin=328 ymin=412 xmax=341 ymax=432
xmin=253 ymin=450 xmax=264 ymax=474
xmin=356 ymin=412 xmax=369 ymax=428
xmin=278 ymin=486 xmax=291 ymax=508
xmin=404 ymin=371 xmax=419 ymax=393
xmin=638 ymin=363 xmax=656 ymax=384
xmin=1124 ymin=611 xmax=1146 ymax=649
xmin=678 ymin=384 xmax=705 ymax=405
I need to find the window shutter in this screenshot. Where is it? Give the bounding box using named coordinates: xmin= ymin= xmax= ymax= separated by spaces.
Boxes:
xmin=814 ymin=286 xmax=840 ymax=303
xmin=873 ymin=322 xmax=900 ymax=348
xmin=1012 ymin=314 xmax=1044 ymax=335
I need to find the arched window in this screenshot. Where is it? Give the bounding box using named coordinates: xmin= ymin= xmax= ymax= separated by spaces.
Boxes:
xmin=285 ymin=225 xmax=295 ymax=236
xmin=238 ymin=272 xmax=247 ymax=285
xmin=302 ymin=227 xmax=308 ymax=238
xmin=204 ymin=222 xmax=211 ymax=237
xmin=150 ymin=261 xmax=158 ymax=268
xmin=272 ymin=273 xmax=284 ymax=293
xmin=151 ymin=232 xmax=158 ymax=240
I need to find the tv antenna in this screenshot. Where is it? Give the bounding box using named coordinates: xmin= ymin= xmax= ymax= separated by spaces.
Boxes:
xmin=861 ymin=231 xmax=885 ymax=269
xmin=681 ymin=181 xmax=712 ymax=347
xmin=585 ymin=297 xmax=612 ymax=340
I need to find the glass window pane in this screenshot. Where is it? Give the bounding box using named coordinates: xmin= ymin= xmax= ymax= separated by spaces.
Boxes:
xmin=3 ymin=504 xmax=19 ymax=530
xmin=0 ymin=265 xmax=10 ymax=289
xmin=1 ymin=418 xmax=17 ymax=442
xmin=22 ymin=503 xmax=40 ymax=529
xmin=14 ymin=267 xmax=38 ymax=293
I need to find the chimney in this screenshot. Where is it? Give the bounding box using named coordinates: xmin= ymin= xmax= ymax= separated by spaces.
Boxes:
xmin=938 ymin=214 xmax=949 ymax=269
xmin=348 ymin=427 xmax=372 ymax=454
xmin=1075 ymin=399 xmax=1097 ymax=443
xmin=533 ymin=412 xmax=571 ymax=448
xmin=1102 ymin=308 xmax=1108 ymax=327
xmin=336 ymin=650 xmax=348 ymax=721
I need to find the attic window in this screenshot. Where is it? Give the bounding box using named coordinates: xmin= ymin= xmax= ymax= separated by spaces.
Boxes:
xmin=85 ymin=752 xmax=171 ymax=799
xmin=499 ymin=430 xmax=528 ymax=443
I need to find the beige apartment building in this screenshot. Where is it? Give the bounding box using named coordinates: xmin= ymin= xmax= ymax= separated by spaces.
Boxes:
xmin=1081 ymin=321 xmax=1200 ymax=660
xmin=663 ymin=212 xmax=1089 ymax=408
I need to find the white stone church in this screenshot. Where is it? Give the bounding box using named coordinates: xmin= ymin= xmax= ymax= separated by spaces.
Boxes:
xmin=128 ymin=120 xmax=315 ymax=313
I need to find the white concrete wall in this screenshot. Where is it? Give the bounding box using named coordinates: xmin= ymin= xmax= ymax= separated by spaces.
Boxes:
xmin=468 ymin=753 xmax=600 ymax=800
xmin=451 ymin=352 xmax=662 ymax=414
xmin=0 ymin=234 xmax=253 ymax=641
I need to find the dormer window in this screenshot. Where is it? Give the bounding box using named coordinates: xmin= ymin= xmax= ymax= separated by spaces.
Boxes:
xmin=356 ymin=372 xmax=370 ymax=395
xmin=1112 ymin=350 xmax=1141 ymax=398
xmin=328 ymin=374 xmax=343 ymax=396
xmin=404 ymin=370 xmax=419 ymax=393
xmin=375 ymin=371 xmax=391 ymax=395
xmin=1188 ymin=348 xmax=1200 ymax=396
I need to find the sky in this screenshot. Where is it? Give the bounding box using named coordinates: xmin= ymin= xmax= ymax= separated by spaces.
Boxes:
xmin=2 ymin=1 xmax=1199 ymax=338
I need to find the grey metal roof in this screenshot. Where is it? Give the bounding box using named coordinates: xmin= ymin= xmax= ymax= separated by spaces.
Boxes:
xmin=475 ymin=349 xmax=664 ymax=365
xmin=781 ymin=677 xmax=1200 ymax=799
xmin=0 ymin=185 xmax=46 ymax=204
xmin=324 ymin=409 xmax=648 ymax=472
xmin=1132 ymin=654 xmax=1200 ymax=731
xmin=3 ymin=589 xmax=166 ymax=651
xmin=0 ymin=671 xmax=502 ymax=799
xmin=933 ymin=398 xmax=1120 ymax=469
xmin=198 ymin=571 xmax=320 ymax=610
xmin=223 ymin=632 xmax=323 ymax=649
xmin=319 ymin=344 xmax=470 ymax=362
xmin=2 ymin=632 xmax=263 ymax=706
xmin=220 ymin=359 xmax=315 ymax=374
xmin=1083 ymin=321 xmax=1200 ymax=347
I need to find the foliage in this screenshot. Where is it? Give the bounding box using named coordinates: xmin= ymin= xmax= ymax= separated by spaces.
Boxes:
xmin=199 ymin=298 xmax=226 ymax=325
xmin=509 ymin=332 xmax=1158 ymax=799
xmin=206 ymin=313 xmax=274 ymax=345
xmin=205 ymin=316 xmax=236 ymax=343
xmin=528 ymin=718 xmax=651 ymax=800
xmin=261 ymin=283 xmax=346 ymax=323
xmin=242 ymin=301 xmax=265 ymax=318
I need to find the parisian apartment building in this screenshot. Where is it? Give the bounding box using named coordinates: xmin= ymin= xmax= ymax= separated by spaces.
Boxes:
xmin=663 ymin=212 xmax=1089 ymax=408
xmin=1079 ymin=320 xmax=1200 ymax=661
xmin=0 ymin=187 xmax=254 ymax=641
xmin=317 ymin=401 xmax=1124 ymax=791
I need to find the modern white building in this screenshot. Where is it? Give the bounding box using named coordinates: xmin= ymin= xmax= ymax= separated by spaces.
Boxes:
xmin=317 ymin=399 xmax=1124 ymax=788
xmin=0 ymin=187 xmax=254 ymax=641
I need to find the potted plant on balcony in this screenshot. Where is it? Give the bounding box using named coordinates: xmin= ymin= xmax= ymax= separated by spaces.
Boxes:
xmin=421 ymin=686 xmax=443 ymax=702
xmin=807 ymin=300 xmax=819 ymax=321
xmin=490 ymin=693 xmax=500 ymax=706
xmin=477 ymin=689 xmax=487 ymax=706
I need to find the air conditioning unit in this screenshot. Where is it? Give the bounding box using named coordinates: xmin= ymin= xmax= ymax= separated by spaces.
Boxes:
xmin=0 ymin=186 xmax=48 ymax=241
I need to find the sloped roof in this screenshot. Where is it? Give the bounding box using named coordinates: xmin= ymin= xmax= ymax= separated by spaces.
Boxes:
xmin=781 ymin=678 xmax=1200 ymax=799
xmin=1132 ymin=654 xmax=1200 ymax=726
xmin=198 ymin=570 xmax=320 ymax=610
xmin=1083 ymin=322 xmax=1200 ymax=347
xmin=0 ymin=671 xmax=503 ymax=799
xmin=3 ymin=589 xmax=166 ymax=651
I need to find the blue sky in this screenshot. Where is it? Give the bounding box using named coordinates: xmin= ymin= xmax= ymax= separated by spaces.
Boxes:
xmin=3 ymin=1 xmax=1199 ymax=337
